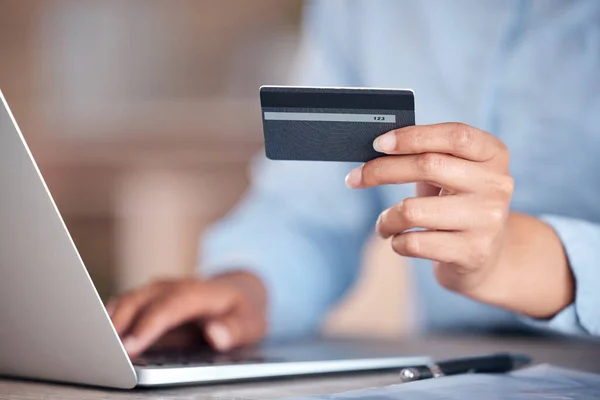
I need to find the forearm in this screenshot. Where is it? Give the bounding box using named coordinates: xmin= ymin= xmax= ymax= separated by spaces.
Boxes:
xmin=476 ymin=212 xmax=574 ymax=319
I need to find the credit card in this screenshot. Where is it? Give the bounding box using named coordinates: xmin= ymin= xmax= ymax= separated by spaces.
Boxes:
xmin=260 ymin=85 xmax=415 ymax=162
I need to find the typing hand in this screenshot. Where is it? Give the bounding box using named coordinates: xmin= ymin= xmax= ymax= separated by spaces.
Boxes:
xmin=105 ymin=271 xmax=267 ymax=358
xmin=345 ymin=123 xmax=514 ymax=299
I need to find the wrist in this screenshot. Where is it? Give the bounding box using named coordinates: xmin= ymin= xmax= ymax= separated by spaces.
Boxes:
xmin=209 ymin=270 xmax=267 ymax=309
xmin=474 ymin=213 xmax=574 ymax=319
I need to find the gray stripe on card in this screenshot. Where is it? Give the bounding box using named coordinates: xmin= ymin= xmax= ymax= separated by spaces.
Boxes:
xmin=263 ymin=112 xmax=396 ymax=123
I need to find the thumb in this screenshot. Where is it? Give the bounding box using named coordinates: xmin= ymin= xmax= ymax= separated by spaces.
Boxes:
xmin=204 ymin=320 xmax=236 ymax=352
xmin=204 ymin=311 xmax=264 ymax=352
xmin=204 ymin=313 xmax=246 ymax=352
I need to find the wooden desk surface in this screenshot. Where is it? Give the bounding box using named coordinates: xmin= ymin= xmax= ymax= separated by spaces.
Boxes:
xmin=2 ymin=336 xmax=600 ymax=399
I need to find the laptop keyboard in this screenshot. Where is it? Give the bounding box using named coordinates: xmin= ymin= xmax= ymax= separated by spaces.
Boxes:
xmin=133 ymin=348 xmax=283 ymax=367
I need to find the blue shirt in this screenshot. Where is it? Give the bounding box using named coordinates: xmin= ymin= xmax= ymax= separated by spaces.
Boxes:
xmin=202 ymin=0 xmax=600 ymax=338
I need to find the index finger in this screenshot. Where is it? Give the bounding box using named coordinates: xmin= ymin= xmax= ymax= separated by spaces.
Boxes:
xmin=109 ymin=282 xmax=168 ymax=336
xmin=373 ymin=122 xmax=502 ymax=162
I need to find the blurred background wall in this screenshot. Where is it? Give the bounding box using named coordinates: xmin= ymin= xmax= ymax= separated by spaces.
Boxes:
xmin=0 ymin=0 xmax=412 ymax=339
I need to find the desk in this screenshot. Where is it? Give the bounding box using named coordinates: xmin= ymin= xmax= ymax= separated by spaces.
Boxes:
xmin=2 ymin=336 xmax=600 ymax=399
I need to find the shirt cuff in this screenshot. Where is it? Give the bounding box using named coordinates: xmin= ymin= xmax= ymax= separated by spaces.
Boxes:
xmin=520 ymin=214 xmax=600 ymax=336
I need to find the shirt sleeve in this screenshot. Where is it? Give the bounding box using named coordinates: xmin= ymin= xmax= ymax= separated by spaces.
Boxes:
xmin=200 ymin=0 xmax=382 ymax=339
xmin=519 ymin=214 xmax=600 ymax=336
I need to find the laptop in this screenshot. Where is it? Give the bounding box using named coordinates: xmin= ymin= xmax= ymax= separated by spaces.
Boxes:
xmin=0 ymin=90 xmax=429 ymax=389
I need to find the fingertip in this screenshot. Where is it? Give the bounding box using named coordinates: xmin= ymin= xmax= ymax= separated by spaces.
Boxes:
xmin=105 ymin=300 xmax=116 ymax=317
xmin=205 ymin=322 xmax=233 ymax=352
xmin=375 ymin=214 xmax=389 ymax=239
xmin=373 ymin=131 xmax=397 ymax=153
xmin=122 ymin=336 xmax=144 ymax=357
xmin=345 ymin=165 xmax=363 ymax=189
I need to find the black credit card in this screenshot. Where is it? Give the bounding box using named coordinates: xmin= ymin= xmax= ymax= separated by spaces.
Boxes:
xmin=260 ymin=85 xmax=415 ymax=162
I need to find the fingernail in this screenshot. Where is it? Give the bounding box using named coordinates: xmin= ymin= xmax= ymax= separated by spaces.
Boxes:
xmin=122 ymin=336 xmax=141 ymax=355
xmin=345 ymin=165 xmax=363 ymax=188
xmin=206 ymin=323 xmax=232 ymax=351
xmin=373 ymin=132 xmax=396 ymax=153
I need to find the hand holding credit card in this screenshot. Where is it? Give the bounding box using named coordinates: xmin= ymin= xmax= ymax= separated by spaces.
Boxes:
xmin=260 ymin=86 xmax=415 ymax=162
xmin=258 ymin=85 xmax=567 ymax=332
